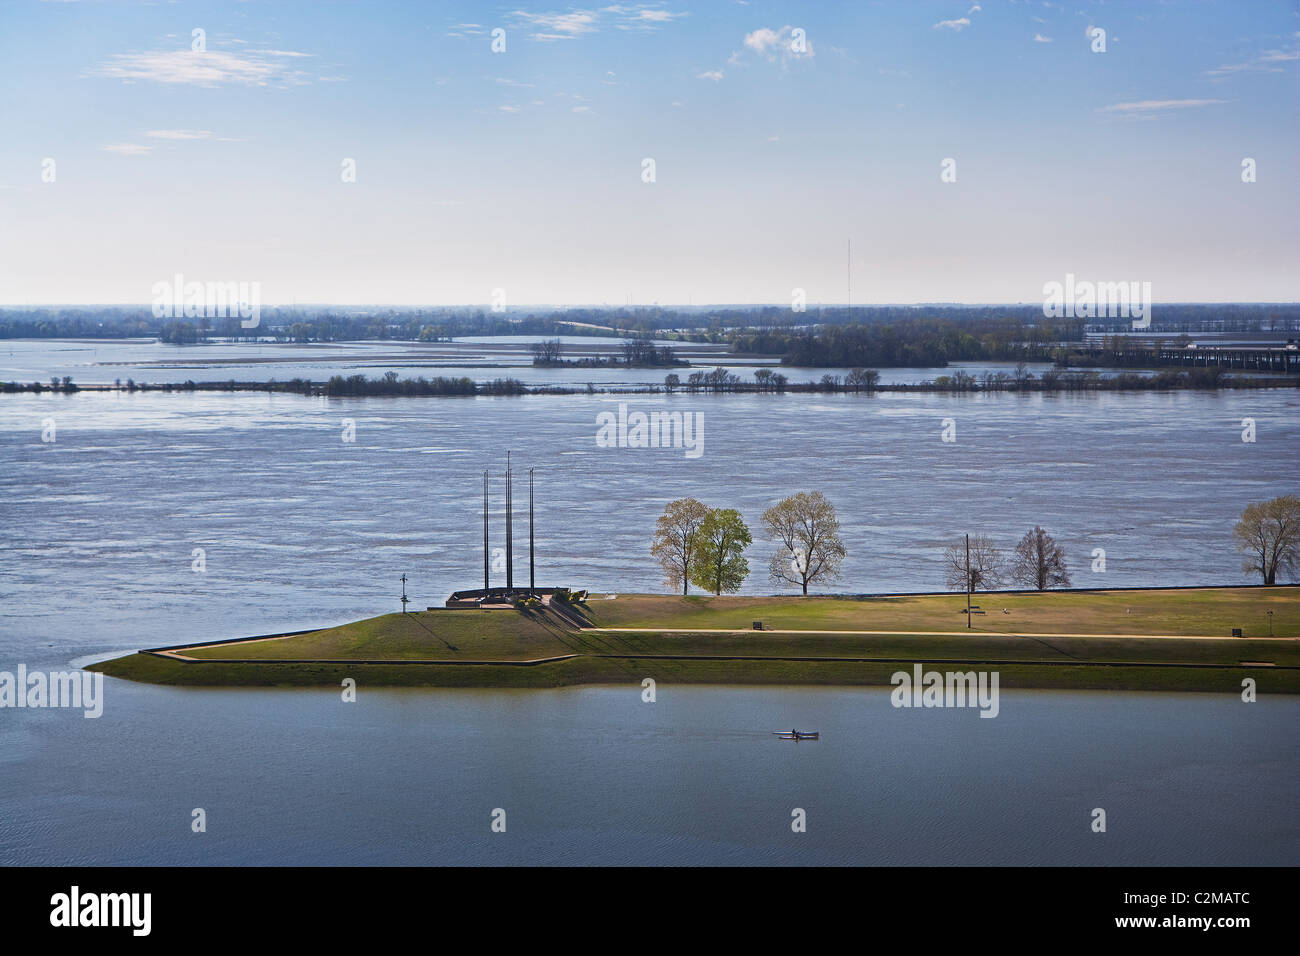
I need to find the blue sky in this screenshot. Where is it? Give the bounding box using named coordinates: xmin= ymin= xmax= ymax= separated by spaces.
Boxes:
xmin=0 ymin=0 xmax=1296 ymax=305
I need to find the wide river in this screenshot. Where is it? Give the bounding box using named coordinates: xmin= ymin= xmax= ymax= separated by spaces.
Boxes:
xmin=1 ymin=344 xmax=1297 ymax=864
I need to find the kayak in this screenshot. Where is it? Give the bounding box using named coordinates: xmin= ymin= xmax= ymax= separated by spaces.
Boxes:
xmin=772 ymin=732 xmax=819 ymax=739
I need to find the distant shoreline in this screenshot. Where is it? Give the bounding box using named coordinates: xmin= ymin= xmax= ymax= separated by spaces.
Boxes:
xmin=6 ymin=372 xmax=1298 ymax=398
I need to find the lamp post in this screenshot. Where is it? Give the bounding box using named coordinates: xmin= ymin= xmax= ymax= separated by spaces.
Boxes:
xmin=965 ymin=533 xmax=971 ymax=629
xmin=400 ymin=573 xmax=409 ymax=613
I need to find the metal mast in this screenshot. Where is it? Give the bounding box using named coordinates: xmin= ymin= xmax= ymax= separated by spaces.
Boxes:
xmin=505 ymin=451 xmax=513 ymax=592
xmin=529 ymin=467 xmax=535 ymax=593
xmin=482 ymin=470 xmax=489 ymax=592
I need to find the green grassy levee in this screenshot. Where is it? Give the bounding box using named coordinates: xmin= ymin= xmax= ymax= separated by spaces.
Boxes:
xmin=87 ymin=587 xmax=1300 ymax=693
xmin=579 ymin=587 xmax=1300 ymax=637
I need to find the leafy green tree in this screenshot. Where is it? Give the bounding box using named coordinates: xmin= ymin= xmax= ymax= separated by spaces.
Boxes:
xmin=690 ymin=508 xmax=752 ymax=596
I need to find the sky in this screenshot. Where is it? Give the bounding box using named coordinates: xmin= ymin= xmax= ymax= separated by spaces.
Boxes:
xmin=0 ymin=0 xmax=1297 ymax=306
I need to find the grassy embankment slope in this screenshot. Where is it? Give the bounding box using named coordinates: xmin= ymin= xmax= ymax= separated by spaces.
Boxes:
xmin=88 ymin=586 xmax=1300 ymax=692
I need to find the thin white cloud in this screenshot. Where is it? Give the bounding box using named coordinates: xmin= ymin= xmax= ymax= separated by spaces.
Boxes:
xmin=1033 ymin=34 xmax=1052 ymax=43
xmin=1099 ymin=98 xmax=1227 ymax=113
xmin=101 ymin=143 xmax=153 ymax=155
xmin=510 ymin=10 xmax=599 ymax=40
xmin=933 ymin=18 xmax=971 ymax=32
xmin=92 ymin=49 xmax=314 ymax=86
xmin=696 ymin=69 xmax=723 ymax=81
xmin=145 ymin=129 xmax=214 ymax=140
xmin=501 ymin=6 xmax=685 ymax=39
xmin=601 ymin=5 xmax=686 ymax=28
xmin=741 ymin=25 xmax=813 ymax=62
xmin=1205 ymin=44 xmax=1297 ymax=76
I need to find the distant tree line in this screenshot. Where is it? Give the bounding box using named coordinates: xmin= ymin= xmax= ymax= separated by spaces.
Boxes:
xmin=317 ymin=373 xmax=524 ymax=396
xmin=5 ymin=302 xmax=1296 ymax=344
xmin=729 ymin=317 xmax=1085 ymax=368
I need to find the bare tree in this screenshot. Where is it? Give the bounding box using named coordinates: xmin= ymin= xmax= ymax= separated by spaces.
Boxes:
xmin=530 ymin=339 xmax=563 ymax=364
xmin=845 ymin=368 xmax=879 ymax=391
xmin=1011 ymin=527 xmax=1070 ymax=590
xmin=651 ymin=497 xmax=710 ymax=595
xmin=943 ymin=534 xmax=1005 ymax=592
xmin=762 ymin=491 xmax=847 ymax=595
xmin=1234 ymin=494 xmax=1300 ymax=585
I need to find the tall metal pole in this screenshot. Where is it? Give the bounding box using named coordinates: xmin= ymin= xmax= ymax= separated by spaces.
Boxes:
xmin=505 ymin=451 xmax=513 ymax=592
xmin=482 ymin=470 xmax=489 ymax=593
xmin=966 ymin=533 xmax=971 ymax=629
xmin=529 ymin=467 xmax=535 ymax=593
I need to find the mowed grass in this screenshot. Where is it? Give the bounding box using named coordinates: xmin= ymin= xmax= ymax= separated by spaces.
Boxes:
xmin=88 ymin=586 xmax=1300 ymax=692
xmin=181 ymin=609 xmax=576 ymax=661
xmin=581 ymin=587 xmax=1300 ymax=638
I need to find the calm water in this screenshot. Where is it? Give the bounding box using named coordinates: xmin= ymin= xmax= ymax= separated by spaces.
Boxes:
xmin=2 ymin=684 xmax=1295 ymax=866
xmin=1 ymin=373 xmax=1297 ymax=865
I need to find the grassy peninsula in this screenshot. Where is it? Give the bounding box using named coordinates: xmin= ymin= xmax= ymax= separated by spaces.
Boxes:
xmin=88 ymin=586 xmax=1300 ymax=693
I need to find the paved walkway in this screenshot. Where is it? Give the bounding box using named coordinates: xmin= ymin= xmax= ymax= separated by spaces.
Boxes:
xmin=585 ymin=627 xmax=1297 ymax=641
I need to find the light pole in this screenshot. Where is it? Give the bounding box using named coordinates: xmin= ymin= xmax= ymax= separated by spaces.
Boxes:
xmin=965 ymin=533 xmax=971 ymax=629
xmin=400 ymin=573 xmax=409 ymax=613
